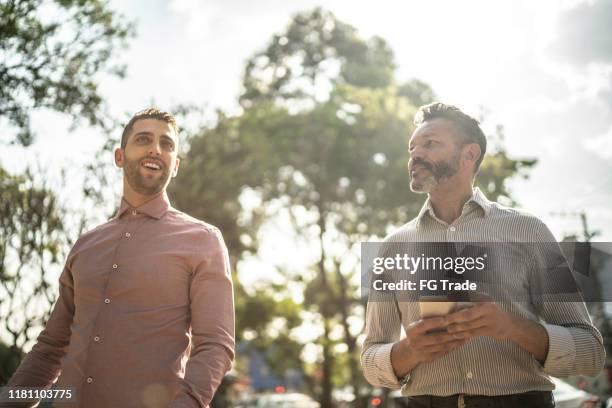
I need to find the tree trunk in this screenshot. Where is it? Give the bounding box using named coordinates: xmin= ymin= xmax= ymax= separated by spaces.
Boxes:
xmin=335 ymin=264 xmax=364 ymax=408
xmin=317 ymin=205 xmax=334 ymax=408
xmin=320 ymin=319 xmax=334 ymax=408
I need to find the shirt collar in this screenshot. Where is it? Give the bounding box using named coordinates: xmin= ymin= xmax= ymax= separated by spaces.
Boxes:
xmin=470 ymin=187 xmax=492 ymax=216
xmin=115 ymin=192 xmax=171 ymax=220
xmin=417 ymin=187 xmax=492 ymax=222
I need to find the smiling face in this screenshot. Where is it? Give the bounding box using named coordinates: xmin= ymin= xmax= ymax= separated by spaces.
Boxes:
xmin=408 ymin=118 xmax=465 ymax=193
xmin=115 ymin=118 xmax=180 ymax=197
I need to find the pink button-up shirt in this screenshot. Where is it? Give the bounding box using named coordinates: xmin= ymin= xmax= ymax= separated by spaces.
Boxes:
xmin=6 ymin=192 xmax=235 ymax=407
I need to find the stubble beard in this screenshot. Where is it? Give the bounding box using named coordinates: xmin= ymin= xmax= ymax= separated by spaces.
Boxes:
xmin=124 ymin=157 xmax=171 ymax=196
xmin=409 ymin=151 xmax=461 ymax=193
xmin=410 ymin=174 xmax=437 ymax=193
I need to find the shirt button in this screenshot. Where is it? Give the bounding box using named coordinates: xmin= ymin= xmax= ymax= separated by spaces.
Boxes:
xmin=112 ymin=264 xmax=118 ymax=269
xmin=125 ymin=232 xmax=131 ymax=238
xmin=104 ymin=298 xmax=111 ymax=304
xmin=466 ymin=371 xmax=473 ymax=379
xmin=94 ymin=336 xmax=101 ymax=342
xmin=449 ymin=226 xmax=456 ymax=232
xmin=86 ymin=377 xmax=94 ymax=384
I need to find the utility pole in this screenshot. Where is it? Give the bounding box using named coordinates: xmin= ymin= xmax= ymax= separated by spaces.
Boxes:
xmin=579 ymin=211 xmax=600 ymax=243
xmin=550 ymin=210 xmax=600 ymax=243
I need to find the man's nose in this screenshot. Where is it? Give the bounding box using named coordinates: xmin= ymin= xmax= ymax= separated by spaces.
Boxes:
xmin=409 ymin=147 xmax=425 ymax=162
xmin=148 ymin=142 xmax=162 ymax=156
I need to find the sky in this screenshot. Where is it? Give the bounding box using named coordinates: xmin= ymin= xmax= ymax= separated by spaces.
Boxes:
xmin=2 ymin=0 xmax=612 ymax=244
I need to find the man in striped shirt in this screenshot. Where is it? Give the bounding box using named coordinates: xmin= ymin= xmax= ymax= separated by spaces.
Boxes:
xmin=361 ymin=103 xmax=605 ymax=407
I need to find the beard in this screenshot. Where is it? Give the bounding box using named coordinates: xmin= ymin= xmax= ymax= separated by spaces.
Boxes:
xmin=123 ymin=156 xmax=171 ymax=196
xmin=409 ymin=151 xmax=461 ymax=193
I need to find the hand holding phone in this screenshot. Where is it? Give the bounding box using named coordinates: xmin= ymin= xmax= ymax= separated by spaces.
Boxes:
xmin=419 ymin=296 xmax=457 ymax=318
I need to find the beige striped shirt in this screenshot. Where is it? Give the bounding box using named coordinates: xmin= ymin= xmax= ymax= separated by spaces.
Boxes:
xmin=361 ymin=188 xmax=605 ymax=396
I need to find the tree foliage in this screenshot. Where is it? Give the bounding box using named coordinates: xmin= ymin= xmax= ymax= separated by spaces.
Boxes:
xmin=240 ymin=8 xmax=395 ymax=109
xmin=0 ymin=0 xmax=133 ymax=145
xmin=235 ymin=85 xmax=421 ymax=407
xmin=169 ymin=108 xmax=281 ymax=264
xmin=0 ymin=165 xmax=68 ymax=384
xmin=475 ymin=125 xmax=537 ymax=204
xmin=169 ymin=106 xmax=308 ymax=383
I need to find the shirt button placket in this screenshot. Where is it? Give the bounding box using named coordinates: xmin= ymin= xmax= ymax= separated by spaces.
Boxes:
xmin=104 ymin=266 xmax=114 ymax=302
xmin=447 ymin=225 xmax=457 ymax=242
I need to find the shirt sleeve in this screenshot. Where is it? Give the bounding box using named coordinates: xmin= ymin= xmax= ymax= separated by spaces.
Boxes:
xmin=360 ymin=241 xmax=405 ymax=390
xmin=2 ymin=259 xmax=75 ymax=407
xmin=360 ymin=298 xmax=404 ymax=390
xmin=528 ymin=220 xmax=605 ymax=377
xmin=169 ymin=228 xmax=235 ymax=408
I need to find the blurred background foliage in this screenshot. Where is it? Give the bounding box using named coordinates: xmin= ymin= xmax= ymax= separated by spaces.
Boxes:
xmin=0 ymin=3 xmax=544 ymax=407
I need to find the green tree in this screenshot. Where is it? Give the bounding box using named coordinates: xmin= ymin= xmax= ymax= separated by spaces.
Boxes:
xmin=0 ymin=166 xmax=68 ymax=384
xmin=0 ymin=0 xmax=133 ymax=145
xmin=240 ymin=7 xmax=395 ymax=110
xmin=168 ymin=106 xmax=306 ymax=386
xmin=474 ymin=124 xmax=537 ymax=204
xmin=397 ymin=79 xmax=437 ymax=110
xmin=278 ymin=86 xmax=419 ymax=407
xmin=170 ymin=109 xmax=273 ymax=266
xmin=236 ymin=11 xmax=430 ymax=405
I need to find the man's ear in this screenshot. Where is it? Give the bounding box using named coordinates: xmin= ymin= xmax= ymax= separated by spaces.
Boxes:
xmin=115 ymin=148 xmax=125 ymax=168
xmin=463 ymin=144 xmax=481 ymax=169
xmin=172 ymin=157 xmax=180 ymax=178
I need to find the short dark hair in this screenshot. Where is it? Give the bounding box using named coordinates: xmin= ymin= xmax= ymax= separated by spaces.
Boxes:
xmin=414 ymin=102 xmax=487 ymax=170
xmin=121 ymin=108 xmax=179 ymax=149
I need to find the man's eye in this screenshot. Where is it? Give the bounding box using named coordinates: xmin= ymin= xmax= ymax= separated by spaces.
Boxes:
xmin=162 ymin=141 xmax=174 ymax=150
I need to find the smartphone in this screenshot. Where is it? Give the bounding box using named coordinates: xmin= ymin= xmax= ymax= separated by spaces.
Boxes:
xmin=419 ymin=296 xmax=457 ymax=318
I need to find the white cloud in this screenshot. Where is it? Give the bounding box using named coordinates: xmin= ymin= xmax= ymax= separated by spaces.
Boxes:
xmin=584 ymin=125 xmax=612 ymax=159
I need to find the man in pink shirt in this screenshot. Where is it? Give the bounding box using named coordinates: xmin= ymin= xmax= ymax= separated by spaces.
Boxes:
xmin=3 ymin=108 xmax=235 ymax=408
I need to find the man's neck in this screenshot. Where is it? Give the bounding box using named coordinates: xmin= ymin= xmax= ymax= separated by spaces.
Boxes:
xmin=122 ymin=185 xmax=166 ymax=208
xmin=428 ymin=183 xmax=474 ymax=225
